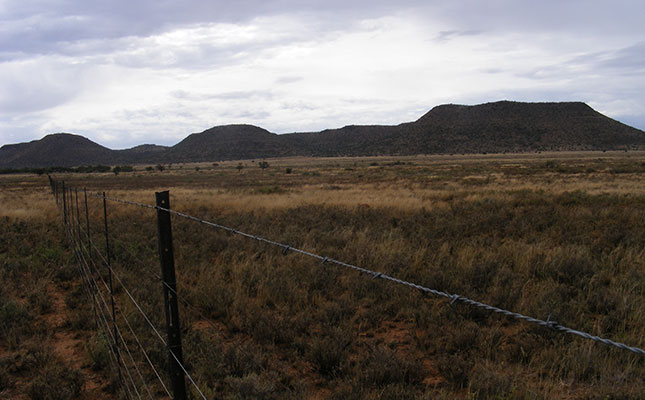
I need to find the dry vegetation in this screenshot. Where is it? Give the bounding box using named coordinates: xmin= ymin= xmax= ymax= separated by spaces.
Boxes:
xmin=1 ymin=151 xmax=644 ymax=399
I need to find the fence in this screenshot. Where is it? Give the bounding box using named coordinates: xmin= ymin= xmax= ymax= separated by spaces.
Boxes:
xmin=47 ymin=176 xmax=644 ymax=399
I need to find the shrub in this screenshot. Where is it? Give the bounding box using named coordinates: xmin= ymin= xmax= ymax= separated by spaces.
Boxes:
xmin=355 ymin=346 xmax=424 ymax=386
xmin=0 ymin=300 xmax=31 ymax=346
xmin=468 ymin=362 xmax=514 ymax=398
xmin=224 ymin=373 xmax=275 ymax=400
xmin=28 ymin=364 xmax=83 ymax=400
xmin=305 ymin=327 xmax=352 ymax=377
xmin=86 ymin=333 xmax=110 ymax=371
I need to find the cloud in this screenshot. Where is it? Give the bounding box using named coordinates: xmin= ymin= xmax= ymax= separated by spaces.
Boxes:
xmin=434 ymin=30 xmax=481 ymax=42
xmin=170 ymin=89 xmax=275 ymax=101
xmin=0 ymin=0 xmax=422 ymax=60
xmin=0 ymin=57 xmax=83 ymax=115
xmin=1 ymin=0 xmax=645 ymax=147
xmin=275 ymin=76 xmax=303 ymax=84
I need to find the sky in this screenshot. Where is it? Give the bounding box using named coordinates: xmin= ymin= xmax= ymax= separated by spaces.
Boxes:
xmin=1 ymin=0 xmax=644 ymax=149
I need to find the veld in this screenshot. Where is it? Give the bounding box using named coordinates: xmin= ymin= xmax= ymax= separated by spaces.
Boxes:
xmin=1 ymin=152 xmax=644 ymax=399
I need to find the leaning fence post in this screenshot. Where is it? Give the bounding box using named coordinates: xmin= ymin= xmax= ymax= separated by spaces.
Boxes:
xmin=155 ymin=190 xmax=187 ymax=400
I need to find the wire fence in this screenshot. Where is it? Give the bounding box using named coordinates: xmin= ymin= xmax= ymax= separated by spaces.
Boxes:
xmin=47 ymin=176 xmax=645 ymax=399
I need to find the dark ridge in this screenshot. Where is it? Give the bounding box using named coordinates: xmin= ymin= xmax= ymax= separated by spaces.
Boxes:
xmin=1 ymin=101 xmax=643 ymax=168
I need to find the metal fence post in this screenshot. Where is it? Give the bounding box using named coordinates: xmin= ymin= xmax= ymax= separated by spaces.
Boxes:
xmin=102 ymin=192 xmax=123 ymax=387
xmin=155 ymin=190 xmax=187 ymax=400
xmin=74 ymin=189 xmax=81 ymax=244
xmin=62 ymin=181 xmax=67 ymax=226
xmin=84 ymin=189 xmax=92 ymax=260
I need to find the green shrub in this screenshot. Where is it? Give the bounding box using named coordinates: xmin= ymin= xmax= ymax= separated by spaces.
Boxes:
xmin=86 ymin=333 xmax=110 ymax=371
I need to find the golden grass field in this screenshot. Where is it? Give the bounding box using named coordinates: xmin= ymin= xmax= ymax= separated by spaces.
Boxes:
xmin=1 ymin=151 xmax=644 ymax=399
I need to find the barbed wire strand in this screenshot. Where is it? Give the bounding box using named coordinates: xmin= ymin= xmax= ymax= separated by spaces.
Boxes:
xmin=75 ymin=220 xmax=173 ymax=400
xmin=75 ymin=225 xmax=172 ymax=400
xmin=61 ymin=218 xmax=131 ymax=399
xmin=73 ymin=220 xmax=174 ymax=399
xmin=67 ymin=234 xmax=122 ymax=379
xmin=86 ymin=190 xmax=298 ymax=395
xmin=113 ymin=312 xmax=156 ymax=400
xmin=88 ymin=236 xmax=209 ymax=400
xmin=69 ymin=234 xmax=137 ymax=400
xmin=119 ymin=308 xmax=174 ymax=399
xmin=106 ymin=229 xmax=298 ymax=395
xmin=72 ymin=235 xmax=143 ymax=400
xmin=81 ymin=241 xmax=154 ymax=400
xmin=88 ymin=191 xmax=645 ymax=357
xmin=67 ymin=199 xmax=155 ymax=400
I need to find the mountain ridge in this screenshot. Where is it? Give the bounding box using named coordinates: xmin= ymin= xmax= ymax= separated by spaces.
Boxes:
xmin=2 ymin=101 xmax=644 ymax=168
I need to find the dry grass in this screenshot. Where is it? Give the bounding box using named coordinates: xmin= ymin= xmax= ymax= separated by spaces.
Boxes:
xmin=2 ymin=152 xmax=645 ymax=399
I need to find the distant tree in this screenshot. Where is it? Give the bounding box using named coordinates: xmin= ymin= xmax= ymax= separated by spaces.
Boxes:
xmin=285 ymin=167 xmax=292 ymax=174
xmin=113 ymin=165 xmax=133 ymax=175
xmin=195 ymin=166 xmax=200 ymax=171
xmin=236 ymin=163 xmax=244 ymax=173
xmin=156 ymin=164 xmax=165 ymax=172
xmin=212 ymin=163 xmax=219 ymax=168
xmin=259 ymin=161 xmax=269 ymax=171
xmin=145 ymin=166 xmax=154 ymax=172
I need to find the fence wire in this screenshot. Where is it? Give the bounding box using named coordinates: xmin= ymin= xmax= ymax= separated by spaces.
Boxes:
xmin=48 ymin=177 xmax=644 ymax=400
xmin=92 ymin=191 xmax=645 ymax=357
xmin=54 ymin=181 xmax=209 ymax=399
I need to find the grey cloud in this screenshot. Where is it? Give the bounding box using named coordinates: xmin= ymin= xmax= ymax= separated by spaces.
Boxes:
xmin=597 ymin=42 xmax=645 ymax=74
xmin=3 ymin=0 xmax=643 ymax=62
xmin=278 ymin=100 xmax=317 ymax=112
xmin=232 ymin=110 xmax=271 ymax=120
xmin=275 ymin=76 xmax=303 ymax=84
xmin=170 ymin=90 xmax=275 ymax=101
xmin=0 ymin=0 xmax=424 ymax=59
xmin=112 ymin=40 xmax=269 ymax=71
xmin=0 ymin=61 xmax=82 ymax=115
xmin=434 ymin=30 xmax=481 ymax=42
xmin=428 ymin=0 xmax=644 ymax=36
xmin=618 ymin=115 xmax=645 ymax=131
xmin=480 ymin=67 xmax=504 ymax=74
xmin=0 ymin=113 xmax=48 ymax=146
xmin=107 ymin=22 xmax=335 ymax=71
xmin=517 ymin=41 xmax=645 ymax=81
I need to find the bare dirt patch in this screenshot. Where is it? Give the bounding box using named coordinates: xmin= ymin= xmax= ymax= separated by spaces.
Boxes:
xmin=44 ymin=284 xmax=113 ymax=398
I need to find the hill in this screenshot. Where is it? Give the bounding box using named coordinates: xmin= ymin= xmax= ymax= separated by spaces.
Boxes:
xmin=404 ymin=101 xmax=645 ymax=153
xmin=167 ymin=125 xmax=294 ymax=162
xmin=1 ymin=101 xmax=644 ymax=168
xmin=0 ymin=133 xmax=117 ymax=168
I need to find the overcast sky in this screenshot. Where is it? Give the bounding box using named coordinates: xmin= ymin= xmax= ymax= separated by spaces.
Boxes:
xmin=1 ymin=0 xmax=643 ymax=149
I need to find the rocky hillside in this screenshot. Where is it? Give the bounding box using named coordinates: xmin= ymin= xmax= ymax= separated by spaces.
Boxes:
xmin=2 ymin=101 xmax=643 ymax=168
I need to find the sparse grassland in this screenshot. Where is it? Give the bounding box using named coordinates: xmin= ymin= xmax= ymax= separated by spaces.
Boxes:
xmin=1 ymin=151 xmax=644 ymax=399
xmin=0 ymin=180 xmax=115 ymax=399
